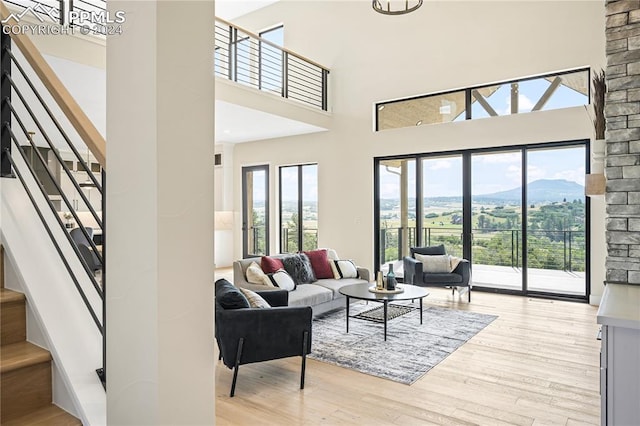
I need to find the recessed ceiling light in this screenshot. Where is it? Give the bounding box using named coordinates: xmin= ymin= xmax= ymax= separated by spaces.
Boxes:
xmin=416 ymin=120 xmax=422 ymax=126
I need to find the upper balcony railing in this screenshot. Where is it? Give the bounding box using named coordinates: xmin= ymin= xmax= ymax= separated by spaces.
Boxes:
xmin=215 ymin=18 xmax=329 ymax=112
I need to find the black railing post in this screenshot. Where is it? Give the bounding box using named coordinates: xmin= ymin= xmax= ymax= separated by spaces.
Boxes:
xmin=232 ymin=27 xmax=238 ymax=82
xmin=567 ymin=230 xmax=573 ymax=272
xmin=322 ymin=69 xmax=328 ymax=111
xmin=397 ymin=227 xmax=403 ymax=261
xmin=97 ymin=169 xmax=106 ymax=388
xmin=380 ymin=229 xmax=386 ymax=263
xmin=282 ymin=51 xmax=289 ymax=99
xmin=511 ymin=229 xmax=515 ymax=268
xmin=1 ymin=31 xmax=12 ymax=177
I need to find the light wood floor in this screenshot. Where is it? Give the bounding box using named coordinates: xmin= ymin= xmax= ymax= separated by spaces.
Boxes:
xmin=215 ymin=284 xmax=601 ymax=425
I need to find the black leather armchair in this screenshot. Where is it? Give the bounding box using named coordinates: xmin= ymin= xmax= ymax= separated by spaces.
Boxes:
xmin=215 ymin=285 xmax=312 ymax=397
xmin=403 ymin=244 xmax=472 ymax=302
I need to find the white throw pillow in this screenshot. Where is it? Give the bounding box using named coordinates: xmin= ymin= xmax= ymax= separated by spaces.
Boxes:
xmin=239 ymin=288 xmax=271 ymax=308
xmin=263 ymin=269 xmax=296 ymax=291
xmin=450 ymin=256 xmax=462 ymax=272
xmin=415 ymin=254 xmax=451 ymax=273
xmin=332 ymin=259 xmax=358 ymax=279
xmin=246 ymin=261 xmax=271 ymax=286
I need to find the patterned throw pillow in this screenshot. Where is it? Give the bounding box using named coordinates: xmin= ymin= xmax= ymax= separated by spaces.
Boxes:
xmin=239 ymin=288 xmax=271 ymax=308
xmin=263 ymin=269 xmax=296 ymax=291
xmin=331 ymin=259 xmax=359 ymax=279
xmin=282 ymin=253 xmax=316 ymax=284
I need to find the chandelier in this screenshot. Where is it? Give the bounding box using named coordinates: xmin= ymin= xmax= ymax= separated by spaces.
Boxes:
xmin=372 ymin=0 xmax=423 ymax=15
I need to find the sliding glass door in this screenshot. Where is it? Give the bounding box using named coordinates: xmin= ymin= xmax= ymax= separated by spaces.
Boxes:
xmin=374 ymin=142 xmax=588 ymax=300
xmin=526 ymin=146 xmax=586 ymax=295
xmin=422 ymin=156 xmax=464 ymax=257
xmin=471 ymin=151 xmax=523 ymax=291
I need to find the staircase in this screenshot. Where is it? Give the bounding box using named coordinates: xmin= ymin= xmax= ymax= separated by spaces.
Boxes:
xmin=0 ymin=262 xmax=81 ymax=425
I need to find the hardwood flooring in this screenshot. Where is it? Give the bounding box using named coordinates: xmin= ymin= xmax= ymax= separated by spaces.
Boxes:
xmin=215 ymin=286 xmax=601 ymax=425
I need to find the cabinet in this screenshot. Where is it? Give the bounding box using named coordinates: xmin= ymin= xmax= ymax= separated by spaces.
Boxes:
xmin=597 ymin=284 xmax=640 ymax=426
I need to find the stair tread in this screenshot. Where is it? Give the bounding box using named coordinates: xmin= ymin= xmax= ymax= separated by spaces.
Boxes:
xmin=0 ymin=341 xmax=51 ymax=374
xmin=0 ymin=288 xmax=25 ymax=304
xmin=1 ymin=404 xmax=82 ymax=426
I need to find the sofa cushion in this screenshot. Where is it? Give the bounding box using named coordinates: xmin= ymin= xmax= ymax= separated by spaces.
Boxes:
xmin=411 ymin=245 xmax=446 ymax=257
xmin=239 ymin=288 xmax=271 ymax=308
xmin=215 ymin=279 xmax=250 ymax=309
xmin=304 ymin=249 xmax=334 ymax=279
xmin=415 ymin=254 xmax=451 ymax=273
xmin=314 ymin=278 xmax=363 ymax=297
xmin=265 ymin=269 xmax=296 ymax=291
xmin=261 ymin=255 xmax=285 ymax=274
xmin=422 ymin=272 xmax=463 ymax=284
xmin=287 ymin=284 xmax=333 ymax=307
xmin=331 ymin=260 xmax=358 ymax=279
xmin=282 ymin=253 xmax=316 ymax=284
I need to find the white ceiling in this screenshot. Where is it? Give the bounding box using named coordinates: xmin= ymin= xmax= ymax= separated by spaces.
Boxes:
xmin=213 ymin=0 xmax=326 ymax=144
xmin=215 ymin=100 xmax=327 ymax=143
xmin=215 ymin=0 xmax=280 ymax=21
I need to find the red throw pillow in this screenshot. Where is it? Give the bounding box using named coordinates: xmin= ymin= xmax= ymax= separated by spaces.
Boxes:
xmin=304 ymin=249 xmax=334 ymax=279
xmin=261 ymin=256 xmax=284 ymax=274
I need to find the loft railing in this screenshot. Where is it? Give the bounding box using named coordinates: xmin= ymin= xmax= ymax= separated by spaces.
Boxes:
xmin=0 ymin=0 xmax=107 ymax=386
xmin=215 ymin=17 xmax=330 ymax=111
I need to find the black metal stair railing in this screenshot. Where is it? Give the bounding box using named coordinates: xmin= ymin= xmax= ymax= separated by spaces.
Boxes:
xmin=0 ymin=29 xmax=106 ymax=386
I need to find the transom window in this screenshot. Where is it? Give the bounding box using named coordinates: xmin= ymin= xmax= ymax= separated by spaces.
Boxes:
xmin=375 ymin=68 xmax=589 ymax=131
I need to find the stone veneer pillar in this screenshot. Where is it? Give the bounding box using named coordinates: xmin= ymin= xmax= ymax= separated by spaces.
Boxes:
xmin=605 ymin=0 xmax=640 ymax=285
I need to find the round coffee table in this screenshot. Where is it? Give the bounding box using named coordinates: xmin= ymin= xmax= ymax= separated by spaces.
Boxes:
xmin=339 ymin=283 xmax=429 ymax=341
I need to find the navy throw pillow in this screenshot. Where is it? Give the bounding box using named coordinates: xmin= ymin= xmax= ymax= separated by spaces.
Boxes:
xmin=215 ymin=278 xmax=250 ymax=309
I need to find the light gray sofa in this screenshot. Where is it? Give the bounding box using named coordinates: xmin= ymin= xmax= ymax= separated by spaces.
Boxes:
xmin=233 ymin=251 xmax=370 ymax=317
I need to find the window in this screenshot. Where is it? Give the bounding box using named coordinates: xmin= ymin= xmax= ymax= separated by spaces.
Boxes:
xmin=279 ymin=164 xmax=318 ymax=253
xmin=376 ymin=68 xmax=589 ymax=131
xmin=259 ymin=25 xmax=284 ymax=94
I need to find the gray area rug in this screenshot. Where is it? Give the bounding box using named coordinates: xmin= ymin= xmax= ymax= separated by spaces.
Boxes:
xmin=309 ymin=302 xmax=497 ymax=384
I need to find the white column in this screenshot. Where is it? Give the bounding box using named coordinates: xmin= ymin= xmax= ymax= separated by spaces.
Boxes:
xmin=106 ymin=1 xmax=214 ymax=424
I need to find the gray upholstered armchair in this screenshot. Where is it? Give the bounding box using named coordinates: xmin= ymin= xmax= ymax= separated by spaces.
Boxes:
xmin=403 ymin=244 xmax=472 ymax=302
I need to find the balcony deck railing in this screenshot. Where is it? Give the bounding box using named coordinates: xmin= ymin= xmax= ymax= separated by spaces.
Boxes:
xmin=380 ymin=226 xmax=585 ymax=272
xmin=215 ymin=17 xmax=329 ymax=111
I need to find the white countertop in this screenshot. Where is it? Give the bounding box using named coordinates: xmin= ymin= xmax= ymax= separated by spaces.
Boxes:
xmin=597 ymin=283 xmax=640 ymax=329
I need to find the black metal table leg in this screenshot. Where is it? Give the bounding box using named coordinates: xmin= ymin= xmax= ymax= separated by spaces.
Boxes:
xmin=384 ymin=300 xmax=388 ymax=341
xmin=346 ymin=296 xmax=349 ymax=333
xmin=420 ymin=297 xmax=423 ymax=324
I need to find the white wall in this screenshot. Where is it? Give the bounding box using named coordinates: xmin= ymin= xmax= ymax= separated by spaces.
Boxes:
xmin=230 ymin=1 xmax=607 ymax=301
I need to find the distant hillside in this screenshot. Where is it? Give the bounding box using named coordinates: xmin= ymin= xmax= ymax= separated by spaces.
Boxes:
xmin=420 ymin=179 xmax=584 ymax=205
xmin=473 ymin=179 xmax=584 ymax=204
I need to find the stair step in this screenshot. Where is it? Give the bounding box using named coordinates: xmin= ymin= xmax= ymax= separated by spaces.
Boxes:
xmin=1 ymin=404 xmax=82 ymax=426
xmin=0 ymin=341 xmax=51 ymax=374
xmin=1 ymin=288 xmax=27 ymax=346
xmin=1 ymin=343 xmax=53 ymax=422
xmin=0 ymin=288 xmax=26 ymax=304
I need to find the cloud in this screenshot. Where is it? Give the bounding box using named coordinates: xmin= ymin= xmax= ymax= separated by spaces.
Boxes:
xmin=503 ymin=94 xmax=535 ymax=115
xmin=474 ymin=152 xmax=520 ymax=164
xmin=527 ymin=164 xmax=547 ymax=182
xmin=428 ymin=159 xmax=452 ymax=170
xmin=553 ymin=167 xmax=585 ymax=185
